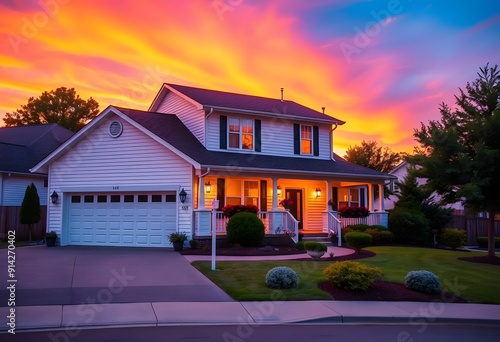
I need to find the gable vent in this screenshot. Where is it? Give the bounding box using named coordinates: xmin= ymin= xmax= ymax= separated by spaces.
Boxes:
xmin=109 ymin=121 xmax=123 ymax=138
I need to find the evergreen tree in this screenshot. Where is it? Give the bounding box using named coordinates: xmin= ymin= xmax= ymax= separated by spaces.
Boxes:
xmin=20 ymin=183 xmax=41 ymax=242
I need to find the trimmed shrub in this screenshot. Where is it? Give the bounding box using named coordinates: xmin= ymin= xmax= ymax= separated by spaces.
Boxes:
xmin=324 ymin=261 xmax=382 ymax=292
xmin=226 ymin=212 xmax=265 ymax=247
xmin=344 ymin=232 xmax=372 ymax=254
xmin=477 ymin=237 xmax=500 ymax=249
xmin=189 ymin=239 xmax=198 ymax=249
xmin=365 ymin=229 xmax=395 ymax=245
xmin=341 ymin=227 xmax=354 ymax=242
xmin=346 ymin=224 xmax=371 ymax=232
xmin=265 ymin=266 xmax=299 ymax=289
xmin=405 ymin=270 xmax=441 ymax=294
xmin=369 ymin=225 xmax=387 ymax=231
xmin=440 ymin=228 xmax=466 ymax=249
xmin=295 ymin=241 xmax=305 ymax=250
xmin=304 ymin=241 xmax=328 ymax=252
xmin=388 ymin=208 xmax=430 ymax=245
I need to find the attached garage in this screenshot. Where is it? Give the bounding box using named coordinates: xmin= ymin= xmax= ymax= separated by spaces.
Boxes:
xmin=67 ymin=192 xmax=177 ymax=247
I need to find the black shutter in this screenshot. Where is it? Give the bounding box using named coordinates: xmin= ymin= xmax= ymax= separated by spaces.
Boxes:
xmin=255 ymin=119 xmax=261 ymax=152
xmin=293 ymin=123 xmax=300 ymax=155
xmin=260 ymin=180 xmax=267 ymax=212
xmin=360 ymin=188 xmax=366 ymax=207
xmin=331 ymin=187 xmax=338 ymax=211
xmin=313 ymin=125 xmax=319 ymax=156
xmin=217 ymin=178 xmax=225 ymax=210
xmin=220 ymin=115 xmax=227 ymax=150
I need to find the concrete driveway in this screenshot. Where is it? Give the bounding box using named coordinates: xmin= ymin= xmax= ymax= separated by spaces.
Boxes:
xmin=0 ymin=245 xmax=233 ymax=306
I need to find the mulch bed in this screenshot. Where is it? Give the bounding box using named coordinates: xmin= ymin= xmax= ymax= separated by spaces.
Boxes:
xmin=318 ymin=279 xmax=468 ymax=303
xmin=180 ymin=245 xmax=307 ymax=256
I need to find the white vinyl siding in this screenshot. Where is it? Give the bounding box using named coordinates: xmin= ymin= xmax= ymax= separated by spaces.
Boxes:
xmin=1 ymin=175 xmax=48 ymax=206
xmin=207 ymin=113 xmax=333 ymax=159
xmin=155 ymin=91 xmax=206 ymax=145
xmin=48 ymin=115 xmax=193 ymax=244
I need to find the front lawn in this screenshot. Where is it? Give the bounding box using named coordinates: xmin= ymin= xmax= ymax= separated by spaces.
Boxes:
xmin=191 ymin=246 xmax=500 ymax=303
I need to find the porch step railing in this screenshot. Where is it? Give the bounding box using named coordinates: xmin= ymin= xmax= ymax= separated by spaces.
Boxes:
xmin=322 ymin=211 xmax=342 ymax=247
xmin=324 ymin=211 xmax=389 ymax=245
xmin=194 ymin=210 xmax=299 ymax=243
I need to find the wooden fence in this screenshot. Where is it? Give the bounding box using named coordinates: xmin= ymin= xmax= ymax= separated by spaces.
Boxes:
xmin=447 ymin=215 xmax=500 ymax=245
xmin=0 ymin=206 xmax=47 ymax=242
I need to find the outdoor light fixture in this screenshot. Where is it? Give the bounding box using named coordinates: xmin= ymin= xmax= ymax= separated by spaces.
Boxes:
xmin=315 ymin=188 xmax=321 ymax=198
xmin=179 ymin=188 xmax=187 ymax=203
xmin=51 ymin=191 xmax=59 ymax=204
xmin=277 ymin=185 xmax=282 ymax=196
xmin=205 ymin=181 xmax=211 ymax=194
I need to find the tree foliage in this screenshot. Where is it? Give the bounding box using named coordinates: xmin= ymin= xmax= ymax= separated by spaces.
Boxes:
xmin=344 ymin=140 xmax=402 ymax=173
xmin=412 ymin=63 xmax=500 ymax=257
xmin=20 ymin=183 xmax=41 ymax=242
xmin=3 ymin=87 xmax=99 ymax=132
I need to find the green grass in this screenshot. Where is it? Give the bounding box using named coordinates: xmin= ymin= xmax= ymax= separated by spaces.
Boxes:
xmin=192 ymin=246 xmax=500 ymax=303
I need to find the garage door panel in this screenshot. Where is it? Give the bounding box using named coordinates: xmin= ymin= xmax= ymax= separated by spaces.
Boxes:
xmin=68 ymin=192 xmax=176 ymax=247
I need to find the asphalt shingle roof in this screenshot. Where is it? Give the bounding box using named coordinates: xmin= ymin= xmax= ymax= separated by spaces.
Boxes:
xmin=165 ymin=83 xmax=345 ymax=124
xmin=0 ymin=124 xmax=74 ymax=174
xmin=118 ymin=107 xmax=391 ymax=179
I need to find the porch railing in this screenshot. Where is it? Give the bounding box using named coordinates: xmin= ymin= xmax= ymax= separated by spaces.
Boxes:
xmin=323 ymin=211 xmax=342 ymax=247
xmin=193 ymin=210 xmax=299 ymax=243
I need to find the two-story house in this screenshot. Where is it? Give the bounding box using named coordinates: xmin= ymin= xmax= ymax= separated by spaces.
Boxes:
xmin=31 ymin=83 xmax=395 ymax=247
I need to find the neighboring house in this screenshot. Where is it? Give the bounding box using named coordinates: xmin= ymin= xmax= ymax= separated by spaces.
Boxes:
xmin=0 ymin=124 xmax=74 ymax=239
xmin=0 ymin=124 xmax=74 ymax=206
xmin=31 ymin=83 xmax=396 ymax=248
xmin=375 ymin=161 xmax=466 ymax=212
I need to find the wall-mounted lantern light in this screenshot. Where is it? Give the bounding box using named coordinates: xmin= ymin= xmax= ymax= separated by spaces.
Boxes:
xmin=277 ymin=185 xmax=282 ymax=196
xmin=51 ymin=191 xmax=59 ymax=204
xmin=179 ymin=188 xmax=187 ymax=203
xmin=315 ymin=188 xmax=321 ymax=198
xmin=205 ymin=181 xmax=211 ymax=194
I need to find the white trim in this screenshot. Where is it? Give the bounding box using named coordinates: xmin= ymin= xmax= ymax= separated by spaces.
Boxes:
xmin=60 ymin=185 xmax=180 ymax=193
xmin=30 ymin=106 xmax=201 ymax=174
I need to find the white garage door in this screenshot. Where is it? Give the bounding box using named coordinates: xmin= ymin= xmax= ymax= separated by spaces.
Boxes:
xmin=67 ymin=192 xmax=177 ymax=247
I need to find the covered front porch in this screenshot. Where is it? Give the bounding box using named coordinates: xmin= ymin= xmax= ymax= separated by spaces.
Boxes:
xmin=191 ymin=171 xmax=390 ymax=244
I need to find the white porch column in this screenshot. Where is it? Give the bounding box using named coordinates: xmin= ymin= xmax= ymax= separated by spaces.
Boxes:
xmin=199 ymin=176 xmax=206 ymax=210
xmin=368 ymin=184 xmax=374 ymax=211
xmin=378 ymin=184 xmax=384 ymax=212
xmin=272 ymin=177 xmax=278 ymax=210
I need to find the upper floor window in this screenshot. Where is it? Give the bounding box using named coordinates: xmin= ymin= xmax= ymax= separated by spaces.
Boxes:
xmin=301 ymin=125 xmax=312 ymax=155
xmin=229 ymin=118 xmax=253 ymax=150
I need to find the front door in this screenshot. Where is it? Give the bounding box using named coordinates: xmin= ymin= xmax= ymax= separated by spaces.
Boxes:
xmin=285 ymin=189 xmax=303 ymax=229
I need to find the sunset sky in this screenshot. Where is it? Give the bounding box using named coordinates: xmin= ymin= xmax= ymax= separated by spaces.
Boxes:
xmin=1 ymin=0 xmax=499 ymax=155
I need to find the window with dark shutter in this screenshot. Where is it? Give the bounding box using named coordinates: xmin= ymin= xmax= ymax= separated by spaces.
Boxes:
xmin=313 ymin=126 xmax=319 ymax=156
xmin=293 ymin=124 xmax=300 ymax=154
xmin=255 ymin=119 xmax=261 ymax=152
xmin=220 ymin=115 xmax=227 ymax=149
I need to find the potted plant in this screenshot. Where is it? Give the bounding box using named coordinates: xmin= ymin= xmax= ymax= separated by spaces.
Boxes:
xmin=304 ymin=241 xmax=328 ymax=259
xmin=168 ymin=232 xmax=188 ymax=251
xmin=279 ymin=199 xmax=293 ymax=210
xmin=45 ymin=231 xmax=57 ymax=247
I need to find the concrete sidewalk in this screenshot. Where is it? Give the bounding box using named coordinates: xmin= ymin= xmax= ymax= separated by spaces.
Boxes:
xmin=2 ymin=301 xmax=500 ymax=332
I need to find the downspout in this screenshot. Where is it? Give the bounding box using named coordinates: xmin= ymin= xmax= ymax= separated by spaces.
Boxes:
xmin=330 ymin=124 xmax=338 ymax=161
xmin=204 ymin=107 xmax=214 ymax=147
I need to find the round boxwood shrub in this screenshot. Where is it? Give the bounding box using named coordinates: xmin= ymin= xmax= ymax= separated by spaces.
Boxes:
xmin=388 ymin=208 xmax=430 ymax=245
xmin=265 ymin=266 xmax=299 ymax=289
xmin=341 ymin=227 xmax=354 ymax=242
xmin=295 ymin=241 xmax=305 ymax=250
xmin=440 ymin=228 xmax=466 ymax=249
xmin=324 ymin=261 xmax=382 ymax=292
xmin=226 ymin=212 xmax=265 ymax=247
xmin=344 ymin=232 xmax=372 ymax=254
xmin=347 ymin=224 xmax=371 ymax=232
xmin=405 ymin=270 xmax=441 ymax=294
xmin=365 ymin=229 xmax=395 ymax=245
xmin=304 ymin=241 xmax=328 ymax=252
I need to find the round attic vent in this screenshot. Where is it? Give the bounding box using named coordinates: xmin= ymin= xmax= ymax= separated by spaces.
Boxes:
xmin=109 ymin=121 xmax=123 ymax=138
